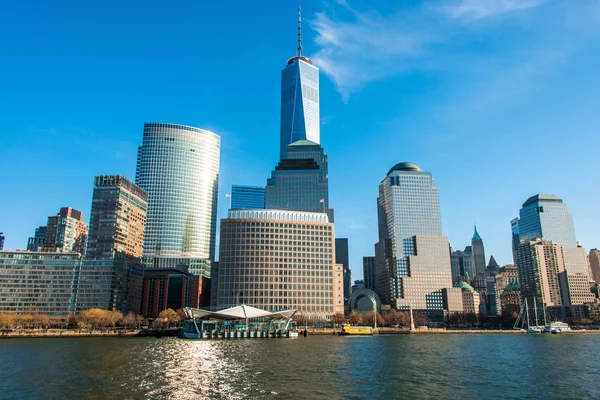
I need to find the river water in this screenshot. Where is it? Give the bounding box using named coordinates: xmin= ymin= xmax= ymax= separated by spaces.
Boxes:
xmin=1 ymin=334 xmax=599 ymax=399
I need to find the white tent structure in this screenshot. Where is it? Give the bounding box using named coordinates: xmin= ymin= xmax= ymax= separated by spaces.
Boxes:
xmin=180 ymin=305 xmax=298 ymax=339
xmin=183 ymin=305 xmax=297 ymax=321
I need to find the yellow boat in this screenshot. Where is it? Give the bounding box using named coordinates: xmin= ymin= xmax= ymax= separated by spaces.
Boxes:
xmin=338 ymin=324 xmax=373 ymax=336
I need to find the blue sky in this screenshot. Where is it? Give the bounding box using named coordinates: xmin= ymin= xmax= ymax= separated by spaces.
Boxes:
xmin=1 ymin=0 xmax=600 ymax=279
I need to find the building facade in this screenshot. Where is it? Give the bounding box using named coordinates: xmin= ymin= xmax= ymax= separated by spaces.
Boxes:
xmin=0 ymin=251 xmax=81 ymax=316
xmin=141 ymin=267 xmax=209 ymax=318
xmin=27 ymin=226 xmax=47 ymax=252
xmin=217 ymin=209 xmax=344 ymax=318
xmin=0 ymin=233 xmax=4 ymax=250
xmin=135 ymin=123 xmax=220 ymax=276
xmin=471 ymin=226 xmax=486 ymax=277
xmin=589 ymin=249 xmax=600 ymax=284
xmin=279 ymin=10 xmax=319 ymax=156
xmin=43 ymin=207 xmax=88 ymax=254
xmin=265 ymin=140 xmax=332 ymax=221
xmin=375 ymin=162 xmax=454 ymax=311
xmin=335 ymin=238 xmax=351 ymax=305
xmin=450 ymin=247 xmax=474 ymax=282
xmin=231 ymin=185 xmax=265 ymax=210
xmin=518 ymin=194 xmax=577 ymax=247
xmin=86 ymin=175 xmax=148 ymax=259
xmin=363 ymin=256 xmax=376 ymax=291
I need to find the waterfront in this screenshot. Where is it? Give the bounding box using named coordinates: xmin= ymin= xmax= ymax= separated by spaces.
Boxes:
xmin=1 ymin=335 xmax=599 ymax=399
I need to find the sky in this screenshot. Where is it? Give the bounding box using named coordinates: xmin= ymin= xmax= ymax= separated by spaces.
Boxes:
xmin=1 ymin=0 xmax=600 ymax=280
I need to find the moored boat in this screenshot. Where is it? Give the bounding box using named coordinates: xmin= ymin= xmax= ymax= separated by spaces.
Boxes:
xmin=338 ymin=324 xmax=373 ymax=336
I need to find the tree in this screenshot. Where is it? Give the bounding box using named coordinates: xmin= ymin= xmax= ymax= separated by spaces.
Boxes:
xmin=122 ymin=313 xmax=137 ymax=328
xmin=0 ymin=313 xmax=15 ymax=328
xmin=348 ymin=312 xmax=363 ymax=326
xmin=332 ymin=313 xmax=347 ymax=326
xmin=413 ymin=313 xmax=430 ymax=326
xmin=155 ymin=308 xmax=180 ymax=328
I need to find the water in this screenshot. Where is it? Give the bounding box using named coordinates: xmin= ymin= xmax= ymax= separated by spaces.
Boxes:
xmin=1 ymin=334 xmax=599 ymax=399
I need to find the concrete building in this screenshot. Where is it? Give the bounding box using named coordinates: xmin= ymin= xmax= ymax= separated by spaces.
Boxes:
xmin=363 ymin=256 xmax=376 ymax=291
xmin=141 ymin=267 xmax=210 ymax=318
xmin=589 ymin=249 xmax=600 ymax=284
xmin=375 ymin=162 xmax=455 ymax=312
xmin=135 ymin=123 xmax=220 ymax=276
xmin=217 ymin=209 xmax=344 ymax=318
xmin=471 ymin=226 xmax=486 ymax=277
xmin=86 ymin=175 xmax=148 ymax=259
xmin=335 ymin=238 xmax=351 ymax=304
xmin=231 ymin=185 xmax=265 ymax=210
xmin=485 ymin=256 xmax=501 ymax=315
xmin=279 ymin=7 xmax=319 ymax=156
xmin=43 ymin=207 xmax=88 ymax=254
xmin=453 ymin=281 xmax=480 ymax=316
xmin=495 ymin=264 xmax=519 ymax=315
xmin=27 ymin=226 xmax=47 ymax=252
xmin=0 ymin=251 xmax=81 ymax=316
xmin=450 ymin=247 xmax=474 ymax=283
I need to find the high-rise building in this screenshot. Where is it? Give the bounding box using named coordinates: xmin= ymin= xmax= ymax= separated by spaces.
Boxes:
xmin=265 ymin=140 xmax=332 ymax=220
xmin=518 ymin=194 xmax=577 ymax=247
xmin=515 ymin=194 xmax=594 ymax=314
xmin=335 ymin=238 xmax=350 ymax=304
xmin=86 ymin=175 xmax=148 ymax=259
xmin=231 ymin=185 xmax=265 ymax=210
xmin=217 ymin=209 xmax=344 ymax=318
xmin=0 ymin=233 xmax=4 ymax=250
xmin=496 ymin=264 xmax=520 ymax=315
xmin=27 ymin=226 xmax=47 ymax=251
xmin=135 ymin=123 xmax=220 ymax=276
xmin=279 ymin=7 xmax=319 ymax=156
xmin=511 ymin=218 xmax=520 ymax=264
xmin=0 ymin=250 xmax=81 ymax=316
xmin=363 ymin=256 xmax=376 ymax=291
xmin=375 ymin=162 xmax=454 ymax=311
xmin=588 ymin=249 xmax=600 ymax=284
xmin=485 ymin=256 xmax=500 ymax=315
xmin=471 ymin=226 xmax=486 ymax=277
xmin=450 ymin=247 xmax=474 ymax=282
xmin=43 ymin=207 xmax=88 ymax=254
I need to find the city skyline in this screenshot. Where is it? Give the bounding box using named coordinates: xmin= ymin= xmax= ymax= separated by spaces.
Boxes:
xmin=2 ymin=1 xmax=600 ymax=279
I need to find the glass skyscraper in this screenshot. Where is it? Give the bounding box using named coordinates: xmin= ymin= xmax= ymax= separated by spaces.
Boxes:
xmin=265 ymin=140 xmax=332 ymax=221
xmin=279 ymin=10 xmax=320 ymax=156
xmin=518 ymin=194 xmax=577 ymax=247
xmin=135 ymin=123 xmax=220 ymax=276
xmin=230 ymin=185 xmax=265 ymax=210
xmin=375 ymin=162 xmax=454 ymax=311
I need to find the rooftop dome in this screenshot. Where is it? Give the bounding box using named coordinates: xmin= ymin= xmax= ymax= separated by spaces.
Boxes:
xmin=387 ymin=162 xmax=422 ymax=175
xmin=453 ymin=281 xmax=475 ymax=292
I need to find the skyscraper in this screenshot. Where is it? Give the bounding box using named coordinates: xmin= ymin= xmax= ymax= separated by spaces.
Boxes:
xmin=450 ymin=246 xmax=474 ymax=282
xmin=375 ymin=162 xmax=454 ymax=311
xmin=511 ymin=218 xmax=519 ymax=264
xmin=230 ymin=185 xmax=265 ymax=210
xmin=43 ymin=207 xmax=88 ymax=254
xmin=279 ymin=7 xmax=319 ymax=156
xmin=589 ymin=249 xmax=600 ymax=284
xmin=335 ymin=238 xmax=351 ymax=304
xmin=136 ymin=123 xmax=220 ymax=276
xmin=265 ymin=140 xmax=332 ymax=220
xmin=27 ymin=226 xmax=47 ymax=251
xmin=471 ymin=226 xmax=486 ymax=277
xmin=0 ymin=233 xmax=4 ymax=250
xmin=518 ymin=194 xmax=577 ymax=247
xmin=86 ymin=175 xmax=148 ymax=259
xmin=363 ymin=256 xmax=376 ymax=291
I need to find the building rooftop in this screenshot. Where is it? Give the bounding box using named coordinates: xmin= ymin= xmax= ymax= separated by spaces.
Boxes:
xmin=387 ymin=162 xmax=422 ymax=175
xmin=287 ymin=139 xmax=320 ymax=148
xmin=522 ymin=193 xmax=563 ymax=208
xmin=453 ymin=281 xmax=475 ymax=292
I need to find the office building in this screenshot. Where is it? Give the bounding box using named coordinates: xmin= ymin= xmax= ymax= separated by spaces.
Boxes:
xmin=375 ymin=162 xmax=454 ymax=311
xmin=27 ymin=226 xmax=47 ymax=251
xmin=43 ymin=207 xmax=88 ymax=254
xmin=450 ymin=247 xmax=474 ymax=282
xmin=589 ymin=249 xmax=600 ymax=284
xmin=496 ymin=264 xmax=519 ymax=315
xmin=141 ymin=267 xmax=210 ymax=318
xmin=86 ymin=175 xmax=148 ymax=259
xmin=515 ymin=194 xmax=594 ymax=314
xmin=363 ymin=256 xmax=376 ymax=291
xmin=279 ymin=7 xmax=319 ymax=156
xmin=452 ymin=281 xmax=480 ymax=316
xmin=335 ymin=238 xmax=351 ymax=304
xmin=265 ymin=140 xmax=333 ymax=221
xmin=0 ymin=233 xmax=4 ymax=250
xmin=485 ymin=256 xmax=500 ymax=315
xmin=472 ymin=226 xmax=486 ymax=277
xmin=231 ymin=185 xmax=265 ymax=210
xmin=511 ymin=218 xmax=519 ymax=264
xmin=217 ymin=209 xmax=344 ymax=318
xmin=135 ymin=123 xmax=220 ymax=276
xmin=0 ymin=251 xmax=81 ymax=316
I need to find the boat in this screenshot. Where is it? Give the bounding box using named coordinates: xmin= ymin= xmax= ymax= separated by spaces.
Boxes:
xmin=544 ymin=321 xmax=571 ymax=334
xmin=338 ymin=324 xmax=373 ymax=336
xmin=514 ymin=298 xmax=546 ymax=334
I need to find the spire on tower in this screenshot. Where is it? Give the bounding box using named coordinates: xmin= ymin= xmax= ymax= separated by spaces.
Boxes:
xmin=297 ymin=5 xmax=303 ymax=56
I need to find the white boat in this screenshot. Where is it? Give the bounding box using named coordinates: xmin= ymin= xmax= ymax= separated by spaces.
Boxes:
xmin=545 ymin=321 xmax=571 ymax=334
xmin=514 ymin=298 xmax=546 ymax=334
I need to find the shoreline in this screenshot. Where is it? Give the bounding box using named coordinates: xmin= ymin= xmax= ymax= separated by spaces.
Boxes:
xmin=3 ymin=327 xmax=600 ymax=338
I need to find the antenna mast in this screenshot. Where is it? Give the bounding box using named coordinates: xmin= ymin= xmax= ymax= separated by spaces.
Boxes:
xmin=297 ymin=5 xmax=303 ymax=56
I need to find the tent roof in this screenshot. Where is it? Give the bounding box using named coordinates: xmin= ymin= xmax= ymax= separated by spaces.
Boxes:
xmin=184 ymin=305 xmax=297 ymax=320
